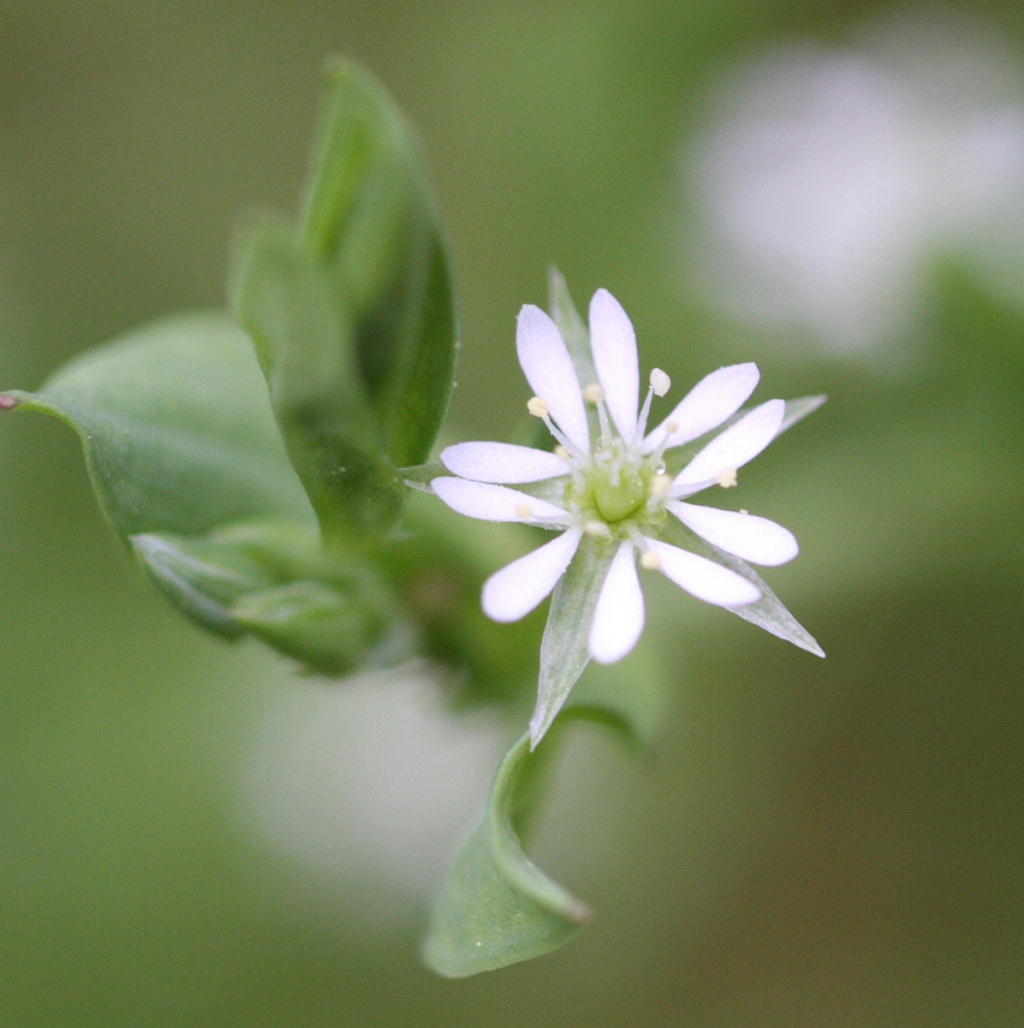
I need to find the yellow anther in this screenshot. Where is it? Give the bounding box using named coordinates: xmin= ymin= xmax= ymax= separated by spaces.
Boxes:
xmin=527 ymin=396 xmax=548 ymax=418
xmin=583 ymin=383 xmax=605 ymax=405
xmin=514 ymin=503 xmax=534 ymax=520
xmin=554 ymin=444 xmax=570 ymax=461
xmin=583 ymin=519 xmax=612 ymax=539
xmin=717 ymin=468 xmax=738 ymax=488
xmin=649 ymin=473 xmax=670 ymax=500
xmin=650 ymin=368 xmax=671 ymax=397
xmin=639 ymin=549 xmax=661 ymax=570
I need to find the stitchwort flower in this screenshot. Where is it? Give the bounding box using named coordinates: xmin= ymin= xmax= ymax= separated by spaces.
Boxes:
xmin=430 ymin=288 xmax=821 ymax=743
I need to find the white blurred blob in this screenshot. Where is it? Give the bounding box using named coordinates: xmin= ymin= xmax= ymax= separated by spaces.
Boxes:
xmin=238 ymin=666 xmax=506 ymax=932
xmin=687 ymin=8 xmax=1024 ymax=363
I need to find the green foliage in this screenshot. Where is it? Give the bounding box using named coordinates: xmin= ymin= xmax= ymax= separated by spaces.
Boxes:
xmin=0 ymin=56 xmax=814 ymax=981
xmin=1 ymin=61 xmax=457 ymax=676
xmin=231 ymin=59 xmax=456 ymax=541
xmin=423 ymin=724 xmax=592 ymax=977
xmin=2 ymin=313 xmax=313 ymax=538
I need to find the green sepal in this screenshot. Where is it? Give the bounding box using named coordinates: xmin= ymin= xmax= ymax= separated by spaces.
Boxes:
xmin=547 ymin=267 xmax=595 ymax=387
xmin=232 ymin=221 xmax=405 ymax=541
xmin=422 ymin=724 xmax=592 ymax=978
xmin=530 ymin=533 xmax=615 ymax=747
xmin=656 ymin=514 xmax=824 ymax=657
xmin=300 ymin=58 xmax=457 ymax=468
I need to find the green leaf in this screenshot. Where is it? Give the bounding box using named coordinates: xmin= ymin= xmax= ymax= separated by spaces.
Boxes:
xmin=1 ymin=313 xmax=408 ymax=675
xmin=300 ymin=58 xmax=457 ymax=468
xmin=132 ymin=522 xmax=411 ymax=675
xmin=232 ymin=221 xmax=406 ymax=541
xmin=422 ymin=727 xmax=592 ymax=978
xmin=530 ymin=534 xmax=615 ymax=747
xmin=1 ymin=312 xmax=313 ymax=538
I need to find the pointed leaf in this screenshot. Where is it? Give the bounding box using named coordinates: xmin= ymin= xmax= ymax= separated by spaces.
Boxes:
xmin=133 ymin=523 xmax=408 ymax=676
xmin=422 ymin=729 xmax=591 ymax=977
xmin=232 ymin=222 xmax=405 ymax=540
xmin=1 ymin=312 xmax=313 ymax=538
xmin=300 ymin=58 xmax=456 ymax=467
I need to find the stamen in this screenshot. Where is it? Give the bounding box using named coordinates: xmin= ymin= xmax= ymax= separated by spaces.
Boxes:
xmin=554 ymin=444 xmax=570 ymax=461
xmin=527 ymin=395 xmax=584 ymax=461
xmin=639 ymin=549 xmax=661 ymax=570
xmin=717 ymin=468 xmax=738 ymax=488
xmin=583 ymin=519 xmax=612 ymax=539
xmin=645 ymin=419 xmax=679 ymax=465
xmin=649 ymin=473 xmax=670 ymax=500
xmin=581 ymin=382 xmax=613 ymax=445
xmin=514 ymin=503 xmax=534 ymax=520
xmin=650 ymin=368 xmax=671 ymax=397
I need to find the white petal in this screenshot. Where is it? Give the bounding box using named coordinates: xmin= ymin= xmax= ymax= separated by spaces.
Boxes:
xmin=673 ymin=399 xmax=785 ymax=491
xmin=432 ymin=477 xmax=569 ymax=523
xmin=588 ymin=541 xmax=645 ymax=664
xmin=643 ymin=537 xmax=760 ymax=607
xmin=516 ymin=304 xmax=589 ymax=453
xmin=669 ymin=502 xmax=798 ymax=566
xmin=589 ymin=289 xmax=639 ymax=439
xmin=644 ymin=362 xmax=759 ymax=452
xmin=441 ymin=441 xmax=569 ymax=483
xmin=482 ymin=528 xmax=583 ymax=622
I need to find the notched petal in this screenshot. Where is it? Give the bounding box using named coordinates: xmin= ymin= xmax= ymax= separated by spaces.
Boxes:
xmin=482 ymin=528 xmax=583 ymax=622
xmin=643 ymin=537 xmax=760 ymax=607
xmin=589 ymin=289 xmax=639 ymax=440
xmin=588 ymin=541 xmax=644 ymax=663
xmin=516 ymin=304 xmax=589 ymax=453
xmin=644 ymin=362 xmax=759 ymax=452
xmin=441 ymin=441 xmax=569 ymax=484
xmin=673 ymin=398 xmax=784 ymax=489
xmin=432 ymin=477 xmax=570 ymax=524
xmin=669 ymin=502 xmax=798 ymax=566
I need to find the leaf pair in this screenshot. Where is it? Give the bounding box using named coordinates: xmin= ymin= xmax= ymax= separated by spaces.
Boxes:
xmin=232 ymin=58 xmax=456 ymax=544
xmin=1 ymin=62 xmax=457 ymax=676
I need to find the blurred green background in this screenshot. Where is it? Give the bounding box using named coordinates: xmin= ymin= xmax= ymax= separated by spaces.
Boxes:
xmin=2 ymin=1 xmax=1023 ymax=1024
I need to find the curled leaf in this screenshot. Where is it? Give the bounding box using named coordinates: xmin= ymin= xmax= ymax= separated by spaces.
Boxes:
xmin=423 ymin=727 xmax=591 ymax=978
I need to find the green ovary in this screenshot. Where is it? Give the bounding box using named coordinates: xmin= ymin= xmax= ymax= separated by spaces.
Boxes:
xmin=589 ymin=466 xmax=648 ymax=524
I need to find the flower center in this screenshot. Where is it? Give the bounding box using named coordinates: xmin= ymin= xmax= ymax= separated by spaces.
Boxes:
xmin=589 ymin=464 xmax=647 ymax=524
xmin=574 ymin=441 xmax=658 ymax=529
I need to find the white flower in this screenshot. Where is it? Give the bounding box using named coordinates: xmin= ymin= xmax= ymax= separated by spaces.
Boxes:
xmin=687 ymin=9 xmax=1024 ymax=359
xmin=431 ymin=289 xmax=798 ymax=670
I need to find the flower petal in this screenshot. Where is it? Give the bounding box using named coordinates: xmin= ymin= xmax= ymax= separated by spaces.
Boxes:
xmin=669 ymin=501 xmax=798 ymax=565
xmin=644 ymin=362 xmax=759 ymax=453
xmin=642 ymin=537 xmax=760 ymax=606
xmin=588 ymin=541 xmax=645 ymax=664
xmin=516 ymin=304 xmax=589 ymax=453
xmin=589 ymin=289 xmax=639 ymax=440
xmin=672 ymin=399 xmax=785 ymax=491
xmin=482 ymin=527 xmax=583 ymax=622
xmin=432 ymin=477 xmax=570 ymax=524
xmin=441 ymin=441 xmax=569 ymax=483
